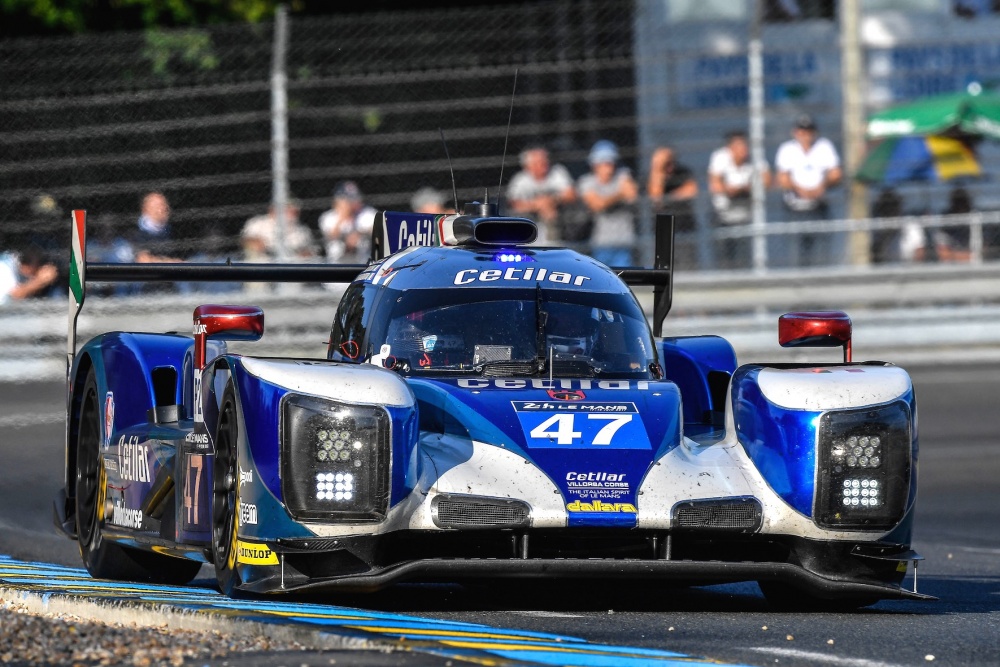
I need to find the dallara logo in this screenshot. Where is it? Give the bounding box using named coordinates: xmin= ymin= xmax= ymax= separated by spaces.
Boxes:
xmin=566 ymin=500 xmax=637 ymax=513
xmin=236 ymin=541 xmax=278 ymax=565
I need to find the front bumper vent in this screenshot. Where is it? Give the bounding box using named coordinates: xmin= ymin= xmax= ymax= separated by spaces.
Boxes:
xmin=432 ymin=495 xmax=530 ymax=530
xmin=672 ymin=497 xmax=763 ymax=532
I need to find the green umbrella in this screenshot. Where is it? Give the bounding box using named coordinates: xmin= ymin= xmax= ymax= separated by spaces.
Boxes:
xmin=867 ymin=90 xmax=1000 ymax=140
xmin=856 ymin=135 xmax=981 ymax=184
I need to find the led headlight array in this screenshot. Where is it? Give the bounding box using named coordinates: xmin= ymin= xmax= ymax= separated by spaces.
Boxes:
xmin=815 ymin=401 xmax=911 ymax=530
xmin=282 ymin=394 xmax=389 ymax=522
xmin=833 ymin=434 xmax=882 ymax=469
xmin=315 ymin=472 xmax=353 ymax=501
xmin=841 ymin=478 xmax=879 ymax=507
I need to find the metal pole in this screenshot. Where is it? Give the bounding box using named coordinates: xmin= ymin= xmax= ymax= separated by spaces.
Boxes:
xmin=970 ymin=212 xmax=984 ymax=265
xmin=748 ymin=0 xmax=768 ymax=273
xmin=271 ymin=4 xmax=290 ymax=263
xmin=841 ymin=0 xmax=870 ymax=265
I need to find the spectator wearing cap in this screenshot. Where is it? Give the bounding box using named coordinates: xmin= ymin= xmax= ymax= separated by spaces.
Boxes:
xmin=319 ymin=181 xmax=377 ymax=264
xmin=505 ymin=146 xmax=577 ymax=245
xmin=410 ymin=187 xmax=452 ymax=215
xmin=241 ymin=199 xmax=315 ymax=262
xmin=577 ymin=140 xmax=639 ymax=267
xmin=774 ymin=115 xmax=842 ymax=267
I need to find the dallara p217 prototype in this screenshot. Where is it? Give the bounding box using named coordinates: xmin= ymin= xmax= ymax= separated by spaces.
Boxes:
xmin=55 ymin=205 xmax=931 ymax=608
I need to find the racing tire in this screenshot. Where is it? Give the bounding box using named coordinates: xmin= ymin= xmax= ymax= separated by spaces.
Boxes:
xmin=211 ymin=383 xmax=243 ymax=597
xmin=75 ymin=369 xmax=202 ymax=585
xmin=758 ymin=581 xmax=879 ymax=612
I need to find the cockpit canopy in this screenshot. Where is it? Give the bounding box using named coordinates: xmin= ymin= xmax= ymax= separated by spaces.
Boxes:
xmin=342 ymin=286 xmax=657 ymax=378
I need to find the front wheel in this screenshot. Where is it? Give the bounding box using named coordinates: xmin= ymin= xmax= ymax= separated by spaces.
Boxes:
xmin=75 ymin=368 xmax=201 ymax=584
xmin=212 ymin=384 xmax=242 ymax=596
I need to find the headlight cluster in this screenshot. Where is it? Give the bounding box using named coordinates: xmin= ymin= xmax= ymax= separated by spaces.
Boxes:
xmin=281 ymin=394 xmax=389 ymax=522
xmin=832 ymin=434 xmax=882 ymax=469
xmin=814 ymin=401 xmax=911 ymax=530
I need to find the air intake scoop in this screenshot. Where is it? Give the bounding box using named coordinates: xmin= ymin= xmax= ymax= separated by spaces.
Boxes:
xmin=438 ymin=212 xmax=537 ymax=247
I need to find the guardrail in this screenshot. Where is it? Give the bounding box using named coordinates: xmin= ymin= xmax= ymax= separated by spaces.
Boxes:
xmin=3 ymin=261 xmax=998 ymax=382
xmin=693 ymin=210 xmax=1000 ymax=270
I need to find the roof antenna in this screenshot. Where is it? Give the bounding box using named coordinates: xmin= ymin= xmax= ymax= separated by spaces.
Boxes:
xmin=439 ymin=127 xmax=460 ymax=214
xmin=496 ymin=68 xmax=518 ymax=215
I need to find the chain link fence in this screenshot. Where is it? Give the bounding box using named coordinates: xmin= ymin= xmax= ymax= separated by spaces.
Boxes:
xmin=2 ymin=0 xmax=1000 ymax=284
xmin=0 ymin=2 xmax=638 ymax=273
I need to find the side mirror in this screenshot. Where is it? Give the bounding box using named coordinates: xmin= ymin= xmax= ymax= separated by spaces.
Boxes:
xmin=778 ymin=311 xmax=852 ymax=362
xmin=193 ymin=304 xmax=265 ymax=371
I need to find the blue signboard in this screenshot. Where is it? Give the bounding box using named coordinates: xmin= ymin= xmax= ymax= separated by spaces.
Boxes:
xmin=381 ymin=211 xmax=438 ymax=256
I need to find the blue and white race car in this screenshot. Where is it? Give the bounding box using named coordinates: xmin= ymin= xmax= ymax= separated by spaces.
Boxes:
xmin=55 ymin=204 xmax=930 ymax=608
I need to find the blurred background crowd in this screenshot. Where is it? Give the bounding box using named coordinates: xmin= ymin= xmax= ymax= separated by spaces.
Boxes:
xmin=3 ymin=0 xmax=1000 ymax=303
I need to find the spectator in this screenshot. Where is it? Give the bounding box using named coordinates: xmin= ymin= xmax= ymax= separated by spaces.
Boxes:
xmin=506 ymin=146 xmax=577 ymax=244
xmin=319 ymin=181 xmax=377 ymax=263
xmin=136 ymin=192 xmax=172 ymax=250
xmin=775 ymin=114 xmax=842 ymax=267
xmin=898 ymin=223 xmax=971 ymax=263
xmin=0 ymin=245 xmax=59 ymax=305
xmin=942 ymin=186 xmax=974 ymax=249
xmin=707 ymin=131 xmax=771 ymax=268
xmin=241 ymin=199 xmax=316 ymax=262
xmin=410 ymin=187 xmax=451 ymax=215
xmin=89 ymin=213 xmax=136 ymax=265
xmin=87 ymin=213 xmax=141 ymax=296
xmin=24 ymin=193 xmax=64 ymax=254
xmin=577 ymin=140 xmax=639 ymax=267
xmin=646 ymin=145 xmax=699 ymax=234
xmin=647 ymin=145 xmax=699 ymax=269
xmin=869 ymin=187 xmax=904 ymax=264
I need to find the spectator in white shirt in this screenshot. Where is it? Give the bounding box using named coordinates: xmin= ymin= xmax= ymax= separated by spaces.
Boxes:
xmin=708 ymin=131 xmax=771 ymax=268
xmin=506 ymin=146 xmax=577 ymax=245
xmin=319 ymin=181 xmax=377 ymax=264
xmin=774 ymin=115 xmax=842 ymax=267
xmin=241 ymin=199 xmax=315 ymax=262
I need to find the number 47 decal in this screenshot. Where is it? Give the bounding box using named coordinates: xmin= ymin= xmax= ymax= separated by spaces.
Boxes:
xmin=530 ymin=413 xmax=632 ymax=445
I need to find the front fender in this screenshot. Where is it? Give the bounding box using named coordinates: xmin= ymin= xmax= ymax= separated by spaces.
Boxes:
xmin=732 ymin=363 xmax=917 ymax=535
xmin=202 ymin=357 xmax=419 ymax=541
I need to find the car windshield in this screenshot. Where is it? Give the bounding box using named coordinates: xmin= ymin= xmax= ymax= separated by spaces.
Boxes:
xmin=372 ymin=287 xmax=656 ymax=378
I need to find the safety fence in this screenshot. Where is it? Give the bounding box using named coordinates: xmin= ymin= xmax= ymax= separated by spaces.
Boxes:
xmin=5 ymin=250 xmax=1000 ymax=382
xmin=3 ymin=1 xmax=1000 ymax=274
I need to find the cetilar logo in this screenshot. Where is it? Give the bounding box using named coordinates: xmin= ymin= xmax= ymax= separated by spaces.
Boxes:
xmin=396 ymin=216 xmax=434 ymax=250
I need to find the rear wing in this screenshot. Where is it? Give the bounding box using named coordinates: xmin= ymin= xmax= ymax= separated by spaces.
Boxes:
xmin=66 ymin=210 xmax=674 ymax=379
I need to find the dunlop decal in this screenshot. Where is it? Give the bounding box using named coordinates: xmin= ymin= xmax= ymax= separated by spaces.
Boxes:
xmin=235 ymin=541 xmax=278 ymax=565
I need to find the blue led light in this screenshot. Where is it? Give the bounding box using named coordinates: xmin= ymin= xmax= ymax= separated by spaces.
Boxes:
xmin=493 ymin=251 xmax=532 ymax=263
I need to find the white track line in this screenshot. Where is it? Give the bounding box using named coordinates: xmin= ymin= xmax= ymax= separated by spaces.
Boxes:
xmin=0 ymin=412 xmax=64 ymax=429
xmin=513 ymin=610 xmax=586 ymax=618
xmin=748 ymin=647 xmax=914 ymax=667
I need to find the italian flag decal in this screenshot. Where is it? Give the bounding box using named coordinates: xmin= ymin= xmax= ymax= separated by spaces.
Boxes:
xmin=67 ymin=209 xmax=87 ymax=379
xmin=69 ymin=210 xmax=86 ymax=308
